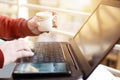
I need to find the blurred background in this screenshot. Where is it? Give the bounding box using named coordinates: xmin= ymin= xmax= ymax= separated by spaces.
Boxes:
xmin=0 ymin=0 xmax=101 ymax=40
xmin=0 ymin=0 xmax=120 ymax=71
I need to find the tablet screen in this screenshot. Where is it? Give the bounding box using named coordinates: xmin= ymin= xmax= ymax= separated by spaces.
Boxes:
xmin=14 ymin=63 xmax=69 ymax=73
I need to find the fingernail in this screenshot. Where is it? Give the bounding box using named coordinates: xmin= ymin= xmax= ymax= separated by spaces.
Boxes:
xmin=29 ymin=52 xmax=34 ymax=56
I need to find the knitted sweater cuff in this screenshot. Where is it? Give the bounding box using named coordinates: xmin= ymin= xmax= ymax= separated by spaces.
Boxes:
xmin=0 ymin=49 xmax=4 ymax=68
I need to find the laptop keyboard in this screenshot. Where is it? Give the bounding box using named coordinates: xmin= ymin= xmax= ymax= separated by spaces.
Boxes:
xmin=17 ymin=42 xmax=65 ymax=63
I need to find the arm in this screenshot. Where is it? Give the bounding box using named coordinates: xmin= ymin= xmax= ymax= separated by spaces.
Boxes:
xmin=0 ymin=15 xmax=38 ymax=40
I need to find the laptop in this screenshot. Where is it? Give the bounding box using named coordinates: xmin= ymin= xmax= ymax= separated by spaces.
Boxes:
xmin=12 ymin=1 xmax=120 ymax=80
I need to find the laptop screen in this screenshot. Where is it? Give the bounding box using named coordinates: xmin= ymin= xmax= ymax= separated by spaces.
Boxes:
xmin=74 ymin=4 xmax=120 ymax=68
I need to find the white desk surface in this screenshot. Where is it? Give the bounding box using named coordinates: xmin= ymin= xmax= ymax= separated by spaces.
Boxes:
xmin=87 ymin=64 xmax=120 ymax=80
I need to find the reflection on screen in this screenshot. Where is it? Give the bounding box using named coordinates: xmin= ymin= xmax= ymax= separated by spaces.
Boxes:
xmin=14 ymin=63 xmax=67 ymax=73
xmin=74 ymin=5 xmax=120 ymax=67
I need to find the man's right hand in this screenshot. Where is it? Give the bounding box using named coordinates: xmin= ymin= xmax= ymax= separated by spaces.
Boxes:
xmin=0 ymin=40 xmax=34 ymax=66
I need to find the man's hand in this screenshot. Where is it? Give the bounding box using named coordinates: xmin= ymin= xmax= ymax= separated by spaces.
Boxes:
xmin=27 ymin=11 xmax=57 ymax=34
xmin=0 ymin=40 xmax=34 ymax=66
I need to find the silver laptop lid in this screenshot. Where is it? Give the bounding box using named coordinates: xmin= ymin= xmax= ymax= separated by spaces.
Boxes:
xmin=73 ymin=2 xmax=120 ymax=79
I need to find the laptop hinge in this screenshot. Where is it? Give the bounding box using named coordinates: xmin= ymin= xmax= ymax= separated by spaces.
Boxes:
xmin=66 ymin=43 xmax=80 ymax=70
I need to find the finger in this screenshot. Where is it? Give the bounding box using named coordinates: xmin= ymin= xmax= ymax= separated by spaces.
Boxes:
xmin=51 ymin=11 xmax=57 ymax=15
xmin=52 ymin=18 xmax=57 ymax=28
xmin=31 ymin=16 xmax=39 ymax=22
xmin=17 ymin=50 xmax=34 ymax=58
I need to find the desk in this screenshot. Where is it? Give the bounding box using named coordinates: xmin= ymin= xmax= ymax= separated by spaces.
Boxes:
xmin=1 ymin=64 xmax=120 ymax=80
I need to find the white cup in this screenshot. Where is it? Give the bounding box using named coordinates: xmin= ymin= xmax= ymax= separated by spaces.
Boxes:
xmin=36 ymin=12 xmax=53 ymax=32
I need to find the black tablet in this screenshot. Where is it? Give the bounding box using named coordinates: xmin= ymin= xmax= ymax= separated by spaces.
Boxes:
xmin=12 ymin=62 xmax=71 ymax=79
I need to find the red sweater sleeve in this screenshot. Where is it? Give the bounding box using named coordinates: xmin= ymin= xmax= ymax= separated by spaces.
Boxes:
xmin=0 ymin=49 xmax=4 ymax=68
xmin=0 ymin=15 xmax=37 ymax=40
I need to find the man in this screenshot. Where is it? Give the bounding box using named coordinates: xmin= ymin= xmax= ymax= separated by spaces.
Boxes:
xmin=0 ymin=13 xmax=56 ymax=68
